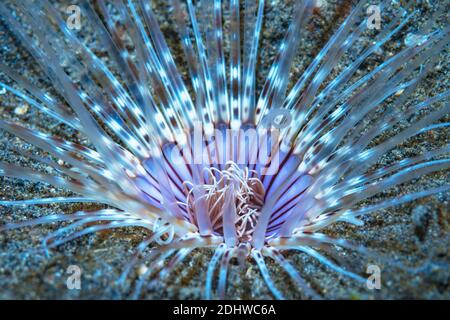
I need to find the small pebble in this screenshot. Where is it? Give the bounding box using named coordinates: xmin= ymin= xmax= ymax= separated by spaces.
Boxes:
xmin=14 ymin=103 xmax=29 ymax=115
xmin=137 ymin=264 xmax=148 ymax=276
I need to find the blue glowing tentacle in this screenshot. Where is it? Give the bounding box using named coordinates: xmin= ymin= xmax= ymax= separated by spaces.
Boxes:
xmin=12 ymin=128 xmax=101 ymax=165
xmin=0 ymin=162 xmax=104 ymax=199
xmin=347 ymin=120 xmax=449 ymax=181
xmin=125 ymin=0 xmax=188 ymax=136
xmin=44 ymin=1 xmax=154 ymax=135
xmin=255 ymin=0 xmax=314 ymax=124
xmin=170 ymin=0 xmax=205 ymax=117
xmin=187 ymin=0 xmax=217 ymax=129
xmin=197 ymin=0 xmax=229 ymax=125
xmin=143 ymin=158 xmax=186 ymax=220
xmin=267 ymin=174 xmax=314 ymax=232
xmin=284 ymin=0 xmax=370 ymax=111
xmin=229 ymin=0 xmax=241 ymax=128
xmin=294 ymin=247 xmax=366 ymax=283
xmin=270 ymin=234 xmax=415 ymax=273
xmin=307 ymin=92 xmax=449 ymax=192
xmin=344 ymin=107 xmax=450 ymax=181
xmin=0 ymin=197 xmax=95 ymax=207
xmin=322 ymin=159 xmax=450 ymax=214
xmin=221 ymin=187 xmax=238 ymax=247
xmin=116 ymin=229 xmax=172 ymax=288
xmin=0 ymin=2 xmax=145 ymax=186
xmin=140 ymin=248 xmax=197 ymax=295
xmin=138 ymin=0 xmax=198 ymax=129
xmin=292 ymin=28 xmax=447 ymax=154
xmin=44 ymin=219 xmax=153 ymax=250
xmin=419 ymin=122 xmax=450 ymax=133
xmin=5 ymin=144 xmax=107 ymax=189
xmin=308 ymin=11 xmax=414 ymax=110
xmin=263 ymin=247 xmax=320 ymax=299
xmin=0 ymin=209 xmax=128 ymax=231
xmin=36 ymin=0 xmax=155 ymax=149
xmin=197 ymin=0 xmax=216 ymax=95
xmin=217 ymin=248 xmax=233 ymax=299
xmin=205 ymin=243 xmax=227 ymax=299
xmin=269 ymin=234 xmax=364 ymax=253
xmin=81 ymin=1 xmax=150 ymax=114
xmin=278 ymin=193 xmax=318 ymax=237
xmin=132 ymin=235 xmax=223 ymax=298
xmin=346 ymin=91 xmax=449 ymax=160
xmin=0 ymin=121 xmax=113 ymax=185
xmin=328 ymin=146 xmax=450 ymax=194
xmin=132 ymin=249 xmax=176 ymax=299
xmin=251 ymin=249 xmax=285 ymax=299
xmin=0 ymin=158 xmax=192 ymax=236
xmin=288 ymin=7 xmax=414 ymax=119
xmin=300 ymin=41 xmax=447 ymax=174
xmin=242 ymin=0 xmax=264 ymax=123
xmin=0 ymin=71 xmax=81 ymax=130
xmin=211 ymin=0 xmax=229 ymax=124
xmin=343 ymin=186 xmax=450 ymax=219
xmin=156 ymin=247 xmax=193 ymax=281
xmin=106 ymin=2 xmax=178 ymax=143
xmin=305 ymin=186 xmax=450 ymax=232
xmin=285 ymin=15 xmax=367 ymax=136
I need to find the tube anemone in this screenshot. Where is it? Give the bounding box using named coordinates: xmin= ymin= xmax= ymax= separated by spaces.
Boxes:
xmin=0 ymin=0 xmax=448 ymax=299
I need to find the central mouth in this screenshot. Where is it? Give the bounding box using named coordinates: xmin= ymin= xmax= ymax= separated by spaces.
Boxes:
xmin=137 ymin=129 xmax=315 ymax=250
xmin=184 ymin=162 xmax=265 ymax=243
